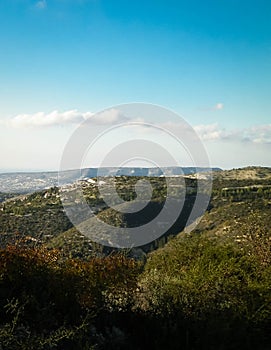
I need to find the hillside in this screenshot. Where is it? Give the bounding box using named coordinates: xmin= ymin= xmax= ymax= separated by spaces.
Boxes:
xmin=0 ymin=166 xmax=270 ymax=349
xmin=0 ymin=167 xmax=270 ymax=254
xmin=0 ymin=166 xmax=220 ymax=193
xmin=213 ymin=166 xmax=271 ymax=181
xmin=0 ymin=175 xmax=198 ymax=251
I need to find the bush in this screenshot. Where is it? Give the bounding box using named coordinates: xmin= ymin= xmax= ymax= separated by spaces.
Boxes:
xmin=0 ymin=244 xmax=141 ymax=349
xmin=137 ymin=234 xmax=271 ymax=349
xmin=0 ymin=233 xmax=270 ymax=349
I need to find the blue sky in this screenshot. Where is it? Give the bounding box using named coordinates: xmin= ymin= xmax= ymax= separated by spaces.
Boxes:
xmin=0 ymin=0 xmax=271 ymax=171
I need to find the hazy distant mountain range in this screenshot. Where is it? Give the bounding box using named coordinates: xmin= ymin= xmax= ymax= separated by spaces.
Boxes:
xmin=0 ymin=167 xmax=221 ymax=194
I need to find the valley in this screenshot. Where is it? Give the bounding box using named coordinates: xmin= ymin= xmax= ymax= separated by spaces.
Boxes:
xmin=0 ymin=166 xmax=270 ymax=349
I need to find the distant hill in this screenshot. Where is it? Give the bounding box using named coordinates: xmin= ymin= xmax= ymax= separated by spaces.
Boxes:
xmin=0 ymin=167 xmax=221 ymax=193
xmin=212 ymin=166 xmax=271 ymax=180
xmin=0 ymin=166 xmax=270 ymax=255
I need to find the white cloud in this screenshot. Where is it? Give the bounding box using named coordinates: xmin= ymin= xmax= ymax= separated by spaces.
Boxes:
xmin=8 ymin=110 xmax=87 ymax=128
xmin=194 ymin=123 xmax=226 ymax=140
xmin=243 ymin=124 xmax=271 ymax=144
xmin=35 ymin=0 xmax=47 ymax=10
xmin=194 ymin=123 xmax=271 ymax=144
xmin=213 ymin=103 xmax=224 ymax=110
xmin=199 ymin=102 xmax=224 ymax=111
xmin=6 ymin=108 xmax=129 ymax=128
xmin=5 ymin=108 xmax=271 ymax=145
xmin=89 ymin=108 xmax=128 ymax=125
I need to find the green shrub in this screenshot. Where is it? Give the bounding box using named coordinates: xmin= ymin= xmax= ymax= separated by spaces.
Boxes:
xmin=138 ymin=234 xmax=271 ymax=349
xmin=0 ymin=244 xmax=141 ymax=349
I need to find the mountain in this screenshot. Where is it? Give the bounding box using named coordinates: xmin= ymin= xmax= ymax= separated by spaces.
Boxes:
xmin=0 ymin=167 xmax=221 ymax=193
xmin=0 ymin=166 xmax=270 ymax=255
xmin=0 ymin=175 xmax=201 ymax=252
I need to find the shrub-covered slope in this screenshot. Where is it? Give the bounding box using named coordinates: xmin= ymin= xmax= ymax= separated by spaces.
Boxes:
xmin=0 ymin=167 xmax=270 ymax=349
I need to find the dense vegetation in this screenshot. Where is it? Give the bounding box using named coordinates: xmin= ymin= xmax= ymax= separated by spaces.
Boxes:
xmin=0 ymin=232 xmax=270 ymax=349
xmin=0 ymin=177 xmax=199 ymax=253
xmin=0 ymin=244 xmax=141 ymax=350
xmin=0 ymin=167 xmax=270 ymax=349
